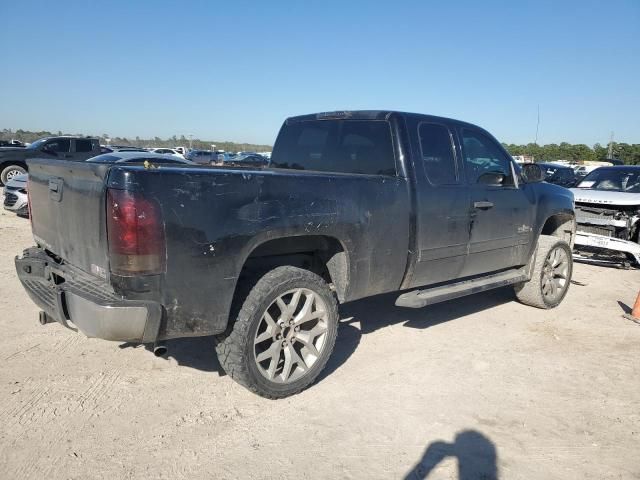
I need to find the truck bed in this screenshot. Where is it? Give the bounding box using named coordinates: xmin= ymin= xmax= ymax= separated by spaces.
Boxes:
xmin=25 ymin=159 xmax=412 ymax=339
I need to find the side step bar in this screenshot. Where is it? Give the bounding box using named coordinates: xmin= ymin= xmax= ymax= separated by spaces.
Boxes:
xmin=395 ymin=268 xmax=529 ymax=309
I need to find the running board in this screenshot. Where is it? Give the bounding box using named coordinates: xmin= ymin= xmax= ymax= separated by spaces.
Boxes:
xmin=395 ymin=268 xmax=529 ymax=309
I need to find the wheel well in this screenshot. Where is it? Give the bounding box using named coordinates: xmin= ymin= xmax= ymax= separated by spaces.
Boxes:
xmin=1 ymin=161 xmax=27 ymax=169
xmin=541 ymin=214 xmax=576 ymax=247
xmin=237 ymin=235 xmax=348 ymax=302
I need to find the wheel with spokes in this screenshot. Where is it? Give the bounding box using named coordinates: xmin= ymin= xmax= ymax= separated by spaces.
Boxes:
xmin=515 ymin=234 xmax=573 ymax=309
xmin=215 ymin=266 xmax=338 ymax=398
xmin=1 ymin=164 xmax=27 ymax=185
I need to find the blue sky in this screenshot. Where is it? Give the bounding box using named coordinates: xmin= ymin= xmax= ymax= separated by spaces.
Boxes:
xmin=1 ymin=0 xmax=638 ymax=146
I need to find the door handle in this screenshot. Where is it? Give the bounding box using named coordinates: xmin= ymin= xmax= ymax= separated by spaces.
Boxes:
xmin=473 ymin=201 xmax=494 ymax=210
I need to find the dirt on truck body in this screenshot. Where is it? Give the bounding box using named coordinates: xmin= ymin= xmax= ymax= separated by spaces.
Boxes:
xmin=16 ymin=110 xmax=576 ymax=398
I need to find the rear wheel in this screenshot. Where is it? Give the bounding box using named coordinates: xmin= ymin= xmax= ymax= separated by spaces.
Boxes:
xmin=215 ymin=266 xmax=338 ymax=398
xmin=515 ymin=235 xmax=573 ymax=309
xmin=1 ymin=164 xmax=26 ymax=185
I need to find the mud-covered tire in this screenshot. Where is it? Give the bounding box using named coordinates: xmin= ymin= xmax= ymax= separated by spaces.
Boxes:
xmin=515 ymin=235 xmax=573 ymax=309
xmin=215 ymin=266 xmax=339 ymax=399
xmin=1 ymin=164 xmax=27 ymax=185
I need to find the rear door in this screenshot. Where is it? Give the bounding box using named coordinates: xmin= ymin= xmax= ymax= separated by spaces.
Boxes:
xmin=457 ymin=128 xmax=533 ymax=277
xmin=72 ymin=138 xmax=98 ymax=160
xmin=409 ymin=122 xmax=471 ymax=287
xmin=27 ymin=158 xmax=112 ymax=278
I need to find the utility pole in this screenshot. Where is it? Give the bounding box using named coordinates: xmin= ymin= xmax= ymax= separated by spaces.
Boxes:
xmin=607 ymin=131 xmax=614 ymax=159
xmin=188 ymin=134 xmax=193 ymax=150
xmin=534 ymin=104 xmax=540 ymax=145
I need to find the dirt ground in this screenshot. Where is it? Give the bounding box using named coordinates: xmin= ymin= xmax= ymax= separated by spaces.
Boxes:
xmin=0 ymin=207 xmax=639 ymax=480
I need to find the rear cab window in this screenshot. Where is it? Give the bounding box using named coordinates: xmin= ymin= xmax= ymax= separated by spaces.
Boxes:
xmin=270 ymin=119 xmax=397 ymax=176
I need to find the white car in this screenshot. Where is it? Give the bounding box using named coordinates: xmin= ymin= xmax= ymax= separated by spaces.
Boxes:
xmin=3 ymin=173 xmax=29 ymax=216
xmin=571 ymin=165 xmax=640 ymax=265
xmin=147 ymin=148 xmax=185 ymax=159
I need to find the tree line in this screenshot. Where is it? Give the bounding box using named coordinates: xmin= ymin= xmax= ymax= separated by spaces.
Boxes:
xmin=502 ymin=142 xmax=640 ymax=165
xmin=0 ymin=129 xmax=273 ymax=153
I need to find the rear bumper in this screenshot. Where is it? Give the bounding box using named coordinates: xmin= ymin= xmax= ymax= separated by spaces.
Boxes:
xmin=15 ymin=247 xmax=163 ymax=343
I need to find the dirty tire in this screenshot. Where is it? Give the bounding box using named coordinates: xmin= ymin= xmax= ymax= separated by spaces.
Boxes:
xmin=1 ymin=164 xmax=26 ymax=185
xmin=215 ymin=266 xmax=338 ymax=399
xmin=515 ymin=234 xmax=573 ymax=309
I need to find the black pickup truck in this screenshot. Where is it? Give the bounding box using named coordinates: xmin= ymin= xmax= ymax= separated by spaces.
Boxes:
xmin=0 ymin=136 xmax=101 ymax=184
xmin=16 ymin=111 xmax=576 ymax=398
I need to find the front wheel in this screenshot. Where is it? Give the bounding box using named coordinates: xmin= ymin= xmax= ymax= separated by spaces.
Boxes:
xmin=515 ymin=235 xmax=573 ymax=309
xmin=215 ymin=266 xmax=338 ymax=399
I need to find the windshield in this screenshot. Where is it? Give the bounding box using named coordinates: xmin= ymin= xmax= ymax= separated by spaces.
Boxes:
xmin=577 ymin=168 xmax=640 ymax=193
xmin=27 ymin=138 xmax=49 ymax=150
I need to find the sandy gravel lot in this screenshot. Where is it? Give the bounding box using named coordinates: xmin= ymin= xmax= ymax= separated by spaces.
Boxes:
xmin=0 ymin=206 xmax=639 ymax=479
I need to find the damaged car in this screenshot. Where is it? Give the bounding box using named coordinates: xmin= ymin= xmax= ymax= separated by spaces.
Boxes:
xmin=571 ymin=165 xmax=640 ymax=265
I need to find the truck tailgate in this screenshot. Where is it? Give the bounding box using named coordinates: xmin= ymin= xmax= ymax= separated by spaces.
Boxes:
xmin=27 ymin=158 xmax=111 ymax=278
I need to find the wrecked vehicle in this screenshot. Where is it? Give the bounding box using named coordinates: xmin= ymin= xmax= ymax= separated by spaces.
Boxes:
xmin=16 ymin=110 xmax=575 ymax=398
xmin=571 ymin=166 xmax=640 ymax=265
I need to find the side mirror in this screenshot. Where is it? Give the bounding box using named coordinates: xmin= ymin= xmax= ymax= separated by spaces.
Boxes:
xmin=522 ymin=163 xmax=544 ymax=183
xmin=478 ymin=171 xmax=506 ymax=186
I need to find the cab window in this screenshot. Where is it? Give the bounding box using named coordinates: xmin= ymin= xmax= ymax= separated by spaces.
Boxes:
xmin=461 ymin=129 xmax=514 ymax=186
xmin=418 ymin=123 xmax=458 ymax=185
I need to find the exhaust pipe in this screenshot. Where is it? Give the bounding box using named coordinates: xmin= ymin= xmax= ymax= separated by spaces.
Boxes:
xmin=39 ymin=311 xmax=53 ymax=325
xmin=153 ymin=341 xmax=168 ymax=357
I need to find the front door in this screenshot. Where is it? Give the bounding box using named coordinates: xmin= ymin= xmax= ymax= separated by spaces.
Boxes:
xmin=42 ymin=138 xmax=72 ymax=160
xmin=458 ymin=128 xmax=534 ymax=277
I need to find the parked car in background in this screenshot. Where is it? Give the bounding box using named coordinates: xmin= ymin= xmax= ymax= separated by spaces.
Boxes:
xmin=17 ymin=110 xmax=575 ymax=399
xmin=100 ymin=146 xmax=148 ymax=154
xmin=185 ymin=149 xmax=216 ymax=164
xmin=147 ymin=148 xmax=185 ymax=158
xmin=2 ymin=173 xmax=28 ymax=216
xmin=0 ymin=136 xmax=101 ymax=184
xmin=537 ymin=162 xmax=577 ymax=187
xmin=86 ymin=152 xmax=195 ymax=166
xmin=571 ymin=165 xmax=640 ymax=265
xmin=225 ymin=153 xmax=269 ymax=167
xmin=0 ymin=140 xmax=26 ymax=148
xmin=174 ymin=147 xmax=188 ymax=156
xmin=574 ymin=164 xmax=601 ymax=181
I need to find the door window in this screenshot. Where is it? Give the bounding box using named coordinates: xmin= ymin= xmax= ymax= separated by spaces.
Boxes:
xmin=44 ymin=139 xmax=71 ymax=153
xmin=418 ymin=123 xmax=458 ymax=185
xmin=75 ymin=139 xmax=93 ymax=152
xmin=461 ymin=129 xmax=514 ymax=186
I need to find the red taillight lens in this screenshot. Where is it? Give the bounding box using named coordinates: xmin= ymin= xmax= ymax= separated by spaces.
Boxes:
xmin=106 ymin=189 xmax=166 ymax=275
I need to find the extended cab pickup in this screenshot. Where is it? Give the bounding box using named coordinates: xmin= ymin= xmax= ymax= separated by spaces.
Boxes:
xmin=0 ymin=136 xmax=101 ymax=184
xmin=16 ymin=111 xmax=576 ymax=398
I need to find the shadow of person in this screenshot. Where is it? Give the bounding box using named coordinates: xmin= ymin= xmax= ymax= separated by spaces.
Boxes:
xmin=405 ymin=430 xmax=498 ymax=480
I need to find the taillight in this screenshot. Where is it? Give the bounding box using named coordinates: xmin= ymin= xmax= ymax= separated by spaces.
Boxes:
xmin=106 ymin=188 xmax=166 ymax=275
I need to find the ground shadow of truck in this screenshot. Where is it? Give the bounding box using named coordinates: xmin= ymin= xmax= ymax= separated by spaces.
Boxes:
xmin=134 ymin=286 xmax=515 ymax=383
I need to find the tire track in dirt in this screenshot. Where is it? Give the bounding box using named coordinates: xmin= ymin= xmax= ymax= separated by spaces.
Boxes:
xmin=8 ymin=368 xmax=123 ymax=480
xmin=0 ymin=334 xmax=83 ymax=423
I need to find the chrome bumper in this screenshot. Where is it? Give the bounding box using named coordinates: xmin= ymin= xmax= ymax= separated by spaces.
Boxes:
xmin=15 ymin=247 xmax=162 ymax=343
